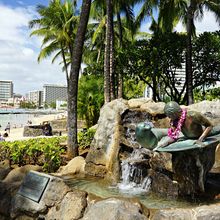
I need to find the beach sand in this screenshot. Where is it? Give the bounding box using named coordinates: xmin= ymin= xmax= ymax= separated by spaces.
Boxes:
xmin=1 ymin=113 xmax=67 ymax=141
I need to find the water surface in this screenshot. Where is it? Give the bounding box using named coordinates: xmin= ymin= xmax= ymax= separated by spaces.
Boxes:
xmin=64 ymin=176 xmax=208 ymax=209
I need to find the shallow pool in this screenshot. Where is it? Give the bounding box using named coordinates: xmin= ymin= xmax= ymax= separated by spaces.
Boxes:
xmin=64 ymin=176 xmax=211 ymax=209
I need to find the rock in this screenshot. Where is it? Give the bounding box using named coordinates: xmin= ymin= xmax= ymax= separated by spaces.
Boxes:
xmin=188 ymin=100 xmax=220 ymax=116
xmin=23 ymin=125 xmax=43 ymax=137
xmin=128 ymin=98 xmax=152 ymax=109
xmin=3 ymin=165 xmax=42 ymax=184
xmin=172 ymin=144 xmax=216 ymax=196
xmin=0 ymin=159 xmax=11 ymax=180
xmin=85 ymin=99 xmax=169 ymax=181
xmin=85 ymin=99 xmax=128 ymax=180
xmin=141 ymin=102 xmax=165 ymax=116
xmin=46 ymin=190 xmax=87 ymax=220
xmin=82 ymin=198 xmax=148 ymax=220
xmin=149 ymin=170 xmax=178 ymax=198
xmin=152 ymin=208 xmax=194 ymax=220
xmin=213 ymin=144 xmax=220 ymax=171
xmin=42 ymin=176 xmax=71 ymax=207
xmin=11 ymin=172 xmax=71 ymax=218
xmin=57 ymin=156 xmax=85 ymax=176
xmin=152 ymin=203 xmax=220 ymax=220
xmin=0 ymin=181 xmax=20 ymax=217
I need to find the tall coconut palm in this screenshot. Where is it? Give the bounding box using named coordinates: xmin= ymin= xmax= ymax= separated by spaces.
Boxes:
xmin=104 ymin=0 xmax=114 ymax=103
xmin=114 ymin=0 xmax=136 ymax=98
xmin=89 ymin=0 xmax=137 ymax=102
xmin=30 ymin=0 xmax=91 ymax=158
xmin=67 ymin=0 xmax=91 ymax=157
xmin=29 ymin=0 xmax=78 ymax=79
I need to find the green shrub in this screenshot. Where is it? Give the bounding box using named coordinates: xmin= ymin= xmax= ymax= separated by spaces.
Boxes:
xmin=0 ymin=129 xmax=96 ymax=173
xmin=0 ymin=137 xmax=66 ymax=173
xmin=78 ymin=128 xmax=96 ymax=150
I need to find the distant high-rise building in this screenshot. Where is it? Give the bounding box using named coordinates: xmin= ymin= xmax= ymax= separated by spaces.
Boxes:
xmin=27 ymin=90 xmax=43 ymax=107
xmin=0 ymin=80 xmax=13 ymax=101
xmin=43 ymin=84 xmax=67 ymax=105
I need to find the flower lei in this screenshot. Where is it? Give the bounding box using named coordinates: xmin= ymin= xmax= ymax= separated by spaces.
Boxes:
xmin=167 ymin=109 xmax=187 ymax=140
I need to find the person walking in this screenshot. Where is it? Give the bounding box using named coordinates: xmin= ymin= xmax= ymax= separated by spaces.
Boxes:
xmin=5 ymin=122 xmax=10 ymax=133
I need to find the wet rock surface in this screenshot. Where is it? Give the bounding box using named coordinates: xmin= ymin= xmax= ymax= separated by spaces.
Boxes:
xmin=172 ymin=145 xmax=217 ymax=196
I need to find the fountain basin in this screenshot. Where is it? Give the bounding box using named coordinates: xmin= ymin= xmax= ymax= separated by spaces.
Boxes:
xmin=64 ymin=175 xmax=211 ymax=210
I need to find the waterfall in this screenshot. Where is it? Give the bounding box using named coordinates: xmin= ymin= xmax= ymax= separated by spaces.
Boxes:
xmin=118 ymin=149 xmax=151 ymax=194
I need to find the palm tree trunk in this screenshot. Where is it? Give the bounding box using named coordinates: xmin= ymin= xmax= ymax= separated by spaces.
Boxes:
xmin=117 ymin=13 xmax=123 ymax=98
xmin=110 ymin=24 xmax=115 ymax=100
xmin=67 ymin=0 xmax=91 ymax=158
xmin=104 ymin=0 xmax=113 ymax=103
xmin=186 ymin=1 xmax=195 ymax=105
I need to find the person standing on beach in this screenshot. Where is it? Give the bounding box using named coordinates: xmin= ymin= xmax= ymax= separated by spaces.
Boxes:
xmin=5 ymin=122 xmax=10 ymax=133
xmin=0 ymin=133 xmax=4 ymax=141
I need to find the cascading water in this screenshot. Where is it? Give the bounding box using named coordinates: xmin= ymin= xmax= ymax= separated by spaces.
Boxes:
xmin=118 ymin=149 xmax=152 ymax=194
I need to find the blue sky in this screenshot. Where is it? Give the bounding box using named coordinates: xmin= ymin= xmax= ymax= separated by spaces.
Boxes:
xmin=0 ymin=0 xmax=49 ymax=7
xmin=0 ymin=0 xmax=219 ymax=95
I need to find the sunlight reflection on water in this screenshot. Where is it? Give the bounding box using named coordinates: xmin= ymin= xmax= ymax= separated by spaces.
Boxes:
xmin=64 ymin=176 xmax=203 ymax=209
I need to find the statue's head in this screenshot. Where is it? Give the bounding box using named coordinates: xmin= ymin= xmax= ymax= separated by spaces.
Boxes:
xmin=164 ymin=101 xmax=182 ymax=120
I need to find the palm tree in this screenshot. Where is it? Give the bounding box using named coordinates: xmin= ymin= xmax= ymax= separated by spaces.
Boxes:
xmin=29 ymin=0 xmax=78 ymax=78
xmin=67 ymin=0 xmax=91 ymax=157
xmin=158 ymin=0 xmax=220 ymax=104
xmin=89 ymin=0 xmax=137 ymax=102
xmin=30 ymin=0 xmax=91 ymax=158
xmin=104 ymin=0 xmax=114 ymax=103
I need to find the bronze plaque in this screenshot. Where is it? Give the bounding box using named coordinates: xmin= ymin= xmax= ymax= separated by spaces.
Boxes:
xmin=17 ymin=171 xmax=50 ymax=203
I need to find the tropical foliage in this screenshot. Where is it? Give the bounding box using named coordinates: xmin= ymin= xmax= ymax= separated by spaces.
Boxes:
xmin=158 ymin=0 xmax=220 ymax=104
xmin=0 ymin=137 xmax=66 ymax=172
xmin=30 ymin=0 xmax=91 ymax=158
xmin=29 ymin=0 xmax=220 ymax=159
xmin=0 ymin=129 xmax=96 ymax=172
xmin=78 ymin=74 xmax=104 ymax=128
xmin=78 ymin=128 xmax=96 ymax=149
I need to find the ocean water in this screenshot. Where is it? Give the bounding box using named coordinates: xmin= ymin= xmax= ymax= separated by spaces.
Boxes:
xmin=0 ymin=113 xmax=36 ymax=130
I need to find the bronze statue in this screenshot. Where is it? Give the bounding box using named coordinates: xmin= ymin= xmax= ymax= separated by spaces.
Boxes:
xmin=154 ymin=101 xmax=213 ymax=150
xmin=135 ymin=101 xmax=218 ymax=152
xmin=135 ymin=101 xmax=220 ymax=193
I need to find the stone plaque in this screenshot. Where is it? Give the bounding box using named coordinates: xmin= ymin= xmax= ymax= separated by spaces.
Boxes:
xmin=17 ymin=171 xmax=50 ymax=203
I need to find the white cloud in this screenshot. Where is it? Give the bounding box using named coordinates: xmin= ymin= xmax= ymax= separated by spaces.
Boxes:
xmin=0 ymin=3 xmax=219 ymax=96
xmin=175 ymin=10 xmax=220 ymax=34
xmin=139 ymin=9 xmax=220 ymax=36
xmin=0 ymin=3 xmax=66 ymax=95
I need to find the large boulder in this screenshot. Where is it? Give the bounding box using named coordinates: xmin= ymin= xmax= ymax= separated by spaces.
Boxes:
xmin=11 ymin=172 xmax=72 ymax=218
xmin=85 ymin=98 xmax=171 ymax=184
xmin=0 ymin=165 xmax=42 ymax=218
xmin=46 ymin=190 xmax=87 ymax=220
xmin=57 ymin=156 xmax=85 ymax=176
xmin=85 ymin=99 xmax=129 ymax=180
xmin=152 ymin=203 xmax=220 ymax=220
xmin=82 ymin=198 xmax=148 ymax=220
xmin=3 ymin=165 xmax=42 ymax=184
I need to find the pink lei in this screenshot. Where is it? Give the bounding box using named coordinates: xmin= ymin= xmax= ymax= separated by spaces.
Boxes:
xmin=167 ymin=109 xmax=187 ymax=140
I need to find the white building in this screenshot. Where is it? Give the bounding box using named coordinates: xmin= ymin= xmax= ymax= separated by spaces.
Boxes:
xmin=43 ymin=84 xmax=67 ymax=105
xmin=27 ymin=90 xmax=43 ymax=107
xmin=7 ymin=94 xmax=26 ymax=108
xmin=0 ymin=80 xmax=13 ymax=102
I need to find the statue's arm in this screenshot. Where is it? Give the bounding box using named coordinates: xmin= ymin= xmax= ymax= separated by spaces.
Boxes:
xmin=191 ymin=112 xmax=213 ymax=141
xmin=153 ymin=136 xmax=175 ymax=151
xmin=198 ymin=126 xmax=213 ymax=142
